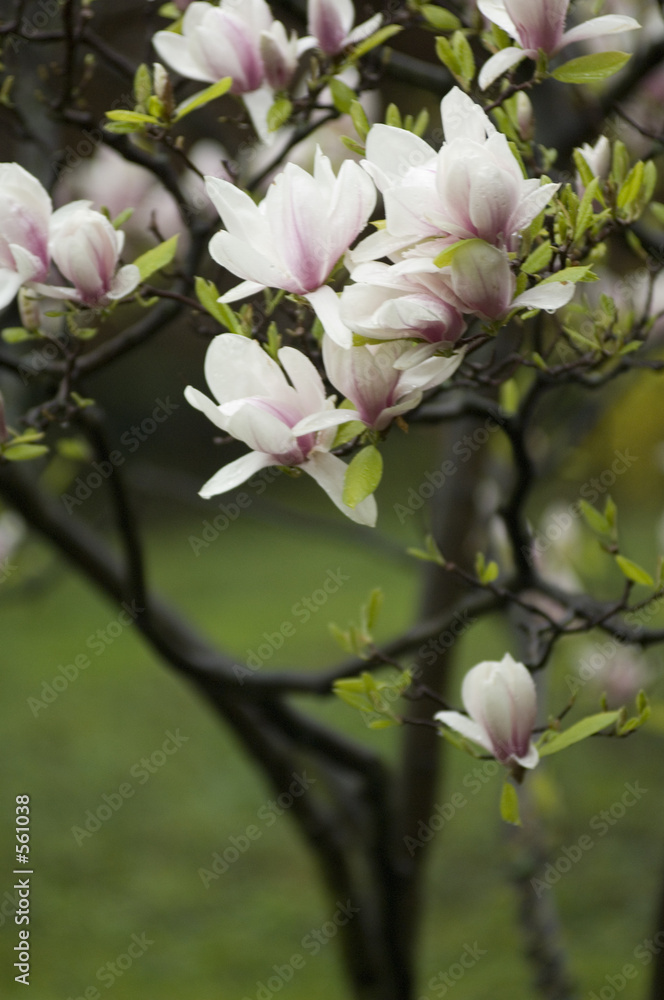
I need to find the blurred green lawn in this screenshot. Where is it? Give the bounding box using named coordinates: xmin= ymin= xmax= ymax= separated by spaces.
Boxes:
xmin=2 ymin=394 xmax=664 ymax=999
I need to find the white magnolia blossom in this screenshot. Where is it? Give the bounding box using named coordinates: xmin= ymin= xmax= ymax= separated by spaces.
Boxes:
xmin=352 ymin=88 xmax=559 ymax=262
xmin=307 ymin=0 xmax=382 ymax=55
xmin=41 ymin=202 xmax=140 ymax=307
xmin=185 ymin=334 xmax=377 ymax=526
xmin=340 ymin=259 xmax=466 ymax=344
xmin=153 ymin=0 xmax=313 ymax=140
xmin=322 ymin=334 xmax=463 ymax=431
xmin=478 ymin=0 xmax=640 ymax=90
xmin=206 ymin=147 xmax=376 ymax=346
xmin=435 ymin=653 xmax=539 ymax=769
xmin=0 ymin=163 xmax=52 ymax=310
xmin=438 ymin=241 xmax=576 ymax=321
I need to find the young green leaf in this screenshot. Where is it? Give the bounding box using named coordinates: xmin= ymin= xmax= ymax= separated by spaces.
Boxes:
xmin=132 ymin=235 xmax=179 ymax=282
xmin=615 ymin=555 xmax=654 ymax=587
xmin=194 ymin=277 xmax=245 ymax=335
xmin=551 ymin=51 xmax=631 ymax=84
xmin=173 ymin=76 xmax=232 ymax=121
xmin=538 ymin=711 xmax=621 ymax=756
xmin=343 ymin=445 xmax=383 ymax=508
xmin=500 ymin=781 xmax=521 ymax=826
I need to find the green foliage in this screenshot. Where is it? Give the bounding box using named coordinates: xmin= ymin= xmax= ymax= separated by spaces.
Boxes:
xmin=500 ymin=781 xmax=521 ymax=826
xmin=132 ymin=235 xmax=179 ymax=282
xmin=342 ymin=445 xmax=383 ymax=508
xmin=552 ymin=51 xmax=631 ymax=84
xmin=266 ymin=96 xmax=293 ymax=132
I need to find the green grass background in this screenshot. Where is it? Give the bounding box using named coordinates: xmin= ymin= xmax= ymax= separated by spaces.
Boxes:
xmin=2 ymin=367 xmax=664 ymax=1000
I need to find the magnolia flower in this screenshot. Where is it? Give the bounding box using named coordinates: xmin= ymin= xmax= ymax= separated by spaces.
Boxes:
xmin=340 ymin=259 xmax=466 ymax=344
xmin=435 ymin=653 xmax=539 ymax=769
xmin=322 ymin=335 xmax=463 ymax=431
xmin=153 ymin=1 xmax=313 ymax=141
xmin=41 ymin=202 xmax=140 ymax=307
xmin=206 ymin=147 xmax=376 ymax=345
xmin=478 ymin=0 xmax=640 ymax=89
xmin=352 ymin=88 xmax=558 ymax=262
xmin=307 ymin=0 xmax=382 ymax=55
xmin=439 ymin=240 xmax=576 ymax=321
xmin=185 ymin=334 xmax=377 ymax=525
xmin=0 ymin=163 xmax=52 ymax=310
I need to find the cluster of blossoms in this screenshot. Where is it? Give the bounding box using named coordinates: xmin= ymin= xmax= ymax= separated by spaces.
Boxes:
xmin=0 ymin=163 xmax=139 ymax=311
xmin=153 ymin=0 xmax=381 ymax=140
xmin=186 ymin=89 xmax=578 ymax=524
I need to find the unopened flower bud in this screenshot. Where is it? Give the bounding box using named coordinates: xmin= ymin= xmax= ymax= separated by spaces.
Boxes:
xmin=153 ymin=63 xmax=174 ymax=118
xmin=515 ymin=92 xmax=534 ymax=141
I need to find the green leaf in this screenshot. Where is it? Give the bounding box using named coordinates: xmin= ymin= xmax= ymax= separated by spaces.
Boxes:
xmin=574 ymin=177 xmax=602 ymax=242
xmin=407 ymin=534 xmax=445 ymax=566
xmin=538 ymin=711 xmax=621 ymax=756
xmin=132 ymin=234 xmax=179 ymax=281
xmin=604 ymin=495 xmax=618 ymax=537
xmin=521 ymin=241 xmax=553 ymax=275
xmin=649 ymin=202 xmax=664 ymax=226
xmin=552 ymin=51 xmax=631 ymax=84
xmin=452 ymin=30 xmax=475 ymax=87
xmin=343 ymin=445 xmax=383 ymax=508
xmin=2 ymin=443 xmax=49 ymax=461
xmin=103 ymin=121 xmax=146 ymax=135
xmin=420 ymin=5 xmax=461 ymax=30
xmin=617 ymin=161 xmax=644 ymax=211
xmin=433 ymin=237 xmax=485 ymax=268
xmin=435 ymin=35 xmax=460 ymax=78
xmin=105 ymin=109 xmax=159 ymax=124
xmin=340 ymin=135 xmax=365 ymax=155
xmin=579 ymin=499 xmax=611 ymax=535
xmin=540 ymin=265 xmax=597 ymax=286
xmin=350 ymin=24 xmax=402 ymax=59
xmin=412 ymin=108 xmax=429 ymax=137
xmin=194 ymin=277 xmax=245 ymax=335
xmin=266 ymin=96 xmax=293 ymax=133
xmin=111 ymin=207 xmax=134 ymax=230
xmin=385 ymin=102 xmax=401 ymax=128
xmin=329 ymin=78 xmax=356 ymax=114
xmin=2 ymin=327 xmax=33 ymax=343
xmin=134 ymin=63 xmax=152 ymax=107
xmin=615 ymin=555 xmax=654 ymax=587
xmin=173 ymin=76 xmax=232 ymax=121
xmin=56 ymin=437 xmax=91 ymax=461
xmin=364 ymin=588 xmax=384 ymax=631
xmin=349 ymin=100 xmax=370 ymax=140
xmin=368 ymin=718 xmax=401 ymax=729
xmin=500 ymin=781 xmax=521 ymax=826
xmin=332 ymin=418 xmax=365 ymax=448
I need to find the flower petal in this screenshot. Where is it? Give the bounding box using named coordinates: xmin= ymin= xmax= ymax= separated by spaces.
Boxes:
xmin=197 ymin=450 xmax=275 ymax=498
xmin=434 ymin=710 xmax=493 ymax=754
xmin=478 ymin=47 xmax=529 ymax=90
xmin=560 ymin=14 xmax=640 ymax=49
xmin=303 ymin=451 xmax=377 ymax=526
xmin=305 ymin=286 xmax=352 ymax=347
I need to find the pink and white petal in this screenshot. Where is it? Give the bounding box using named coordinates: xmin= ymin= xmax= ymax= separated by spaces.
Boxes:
xmin=509 ymin=182 xmax=559 ymax=235
xmin=328 ymin=160 xmax=377 ymax=253
xmin=433 ymin=710 xmax=493 ymax=753
xmin=209 ymin=230 xmax=292 ymax=290
xmin=152 ymin=30 xmax=213 ymax=82
xmin=222 ymin=402 xmax=295 ymax=456
xmin=478 ymin=46 xmax=528 ymax=90
xmin=346 ymin=13 xmax=384 ymax=46
xmin=514 ymin=743 xmax=539 ymax=769
xmin=375 ymin=391 xmax=423 ymax=429
xmin=305 ymin=285 xmax=353 ymax=347
xmin=278 ymin=345 xmax=327 ymax=411
xmin=364 ymin=125 xmax=436 ymax=189
xmin=476 ymin=0 xmax=517 ymax=37
xmin=107 ymin=264 xmax=141 ymax=300
xmin=204 ymin=333 xmax=286 ymax=404
xmin=242 ymin=86 xmax=276 ymax=145
xmin=292 ymin=408 xmax=361 ymax=436
xmin=28 ymin=282 xmax=77 ymax=301
xmin=0 ymin=269 xmax=23 ymax=310
xmin=560 ymin=14 xmax=640 ymax=50
xmin=346 ymin=228 xmax=418 ymax=266
xmin=198 ymin=450 xmax=275 ymax=498
xmin=441 ymin=87 xmax=495 ymax=141
xmin=184 ymin=385 xmax=231 ymax=432
xmin=204 ymin=177 xmax=268 ymax=244
xmin=303 ymin=451 xmax=378 ymax=526
xmin=512 ymin=280 xmax=576 ymax=312
xmin=219 ymin=279 xmax=267 ymax=304
xmin=9 ymin=244 xmax=45 ymax=282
